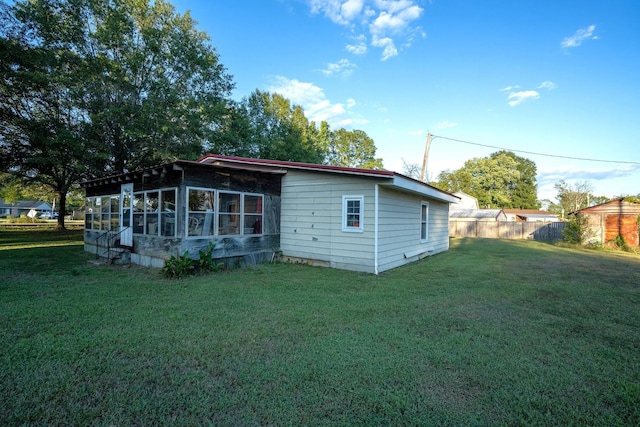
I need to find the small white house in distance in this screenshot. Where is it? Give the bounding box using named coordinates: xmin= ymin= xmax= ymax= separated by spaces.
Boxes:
xmin=198 ymin=156 xmax=460 ymax=274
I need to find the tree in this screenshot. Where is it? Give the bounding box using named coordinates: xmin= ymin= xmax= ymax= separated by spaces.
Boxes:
xmin=327 ymin=128 xmax=384 ymax=169
xmin=434 ymin=151 xmax=539 ymax=209
xmin=554 ymin=180 xmax=594 ymax=214
xmin=401 ymin=159 xmax=422 ymax=180
xmin=235 ymin=90 xmax=328 ymax=163
xmin=490 ymin=151 xmax=540 ymax=209
xmin=1 ymin=0 xmax=234 ymax=228
xmin=0 ymin=4 xmax=97 ymax=228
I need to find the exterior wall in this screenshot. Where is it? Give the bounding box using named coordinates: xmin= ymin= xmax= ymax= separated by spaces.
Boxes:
xmin=279 ymin=170 xmax=376 ymax=273
xmin=84 ymin=165 xmax=282 ymax=267
xmin=377 ymin=186 xmax=450 ymax=273
xmin=580 ymin=200 xmax=640 ymax=247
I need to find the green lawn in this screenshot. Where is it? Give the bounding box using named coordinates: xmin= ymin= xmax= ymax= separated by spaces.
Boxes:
xmin=1 ymin=230 xmax=639 ymax=426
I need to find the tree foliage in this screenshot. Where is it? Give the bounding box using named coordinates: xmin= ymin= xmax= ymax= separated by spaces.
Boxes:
xmin=434 ymin=151 xmax=540 ymax=209
xmin=554 ymin=180 xmax=594 ymax=213
xmin=0 ymin=0 xmax=234 ymax=228
xmin=327 ymin=128 xmax=384 ymax=169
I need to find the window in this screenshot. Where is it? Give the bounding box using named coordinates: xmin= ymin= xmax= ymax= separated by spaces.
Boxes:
xmin=160 ymin=189 xmax=176 ymax=237
xmin=421 ymin=201 xmax=429 ymax=241
xmin=218 ymin=192 xmax=240 ymax=235
xmin=186 ymin=188 xmax=264 ymax=239
xmin=187 ymin=188 xmax=216 ymax=237
xmin=342 ymin=195 xmax=364 ymax=232
xmin=130 ymin=189 xmax=176 ymax=236
xmin=132 ymin=193 xmax=144 ymax=234
xmin=243 ymin=194 xmax=263 ymax=235
xmin=84 ymin=195 xmax=119 ymax=231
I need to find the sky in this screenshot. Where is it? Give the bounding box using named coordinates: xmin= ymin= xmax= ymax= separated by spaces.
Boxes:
xmin=171 ymin=0 xmax=640 ymax=202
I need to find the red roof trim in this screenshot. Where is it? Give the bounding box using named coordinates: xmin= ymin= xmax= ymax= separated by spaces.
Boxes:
xmin=197 ymin=154 xmax=395 ymax=177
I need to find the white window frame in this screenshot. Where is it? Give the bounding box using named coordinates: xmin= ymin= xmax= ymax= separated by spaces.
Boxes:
xmin=342 ymin=195 xmax=364 ymax=233
xmin=185 ymin=188 xmax=265 ymax=239
xmin=420 ymin=201 xmax=429 ymax=242
xmin=186 ymin=186 xmax=217 ymax=238
xmin=130 ymin=188 xmax=177 ymax=237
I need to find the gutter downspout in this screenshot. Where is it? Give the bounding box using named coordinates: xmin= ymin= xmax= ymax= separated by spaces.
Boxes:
xmin=374 ymin=184 xmax=379 ymax=275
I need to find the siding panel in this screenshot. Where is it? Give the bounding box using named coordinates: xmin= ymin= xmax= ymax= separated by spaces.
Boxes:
xmin=377 ymin=186 xmax=450 ymax=273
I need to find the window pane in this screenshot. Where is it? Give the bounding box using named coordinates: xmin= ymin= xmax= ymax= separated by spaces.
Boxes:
xmin=219 ymin=193 xmax=240 ymax=235
xmin=133 ymin=193 xmax=144 ymax=234
xmin=145 ymin=192 xmax=159 ymax=235
xmin=244 ymin=195 xmax=263 ymax=214
xmin=346 ymin=200 xmax=361 ymax=227
xmin=189 ymin=189 xmax=215 ymax=211
xmin=244 ymin=215 xmax=262 ymax=235
xmin=160 ymin=190 xmax=176 ymax=236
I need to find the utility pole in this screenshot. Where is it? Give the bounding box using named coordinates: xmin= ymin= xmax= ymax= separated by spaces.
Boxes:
xmin=420 ymin=133 xmax=432 ymax=182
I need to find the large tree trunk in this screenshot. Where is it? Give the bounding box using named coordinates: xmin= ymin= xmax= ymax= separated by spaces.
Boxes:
xmin=56 ymin=190 xmax=67 ymax=230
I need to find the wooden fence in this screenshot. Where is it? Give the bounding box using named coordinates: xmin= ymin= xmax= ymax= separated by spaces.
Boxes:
xmin=450 ymin=221 xmax=565 ymax=241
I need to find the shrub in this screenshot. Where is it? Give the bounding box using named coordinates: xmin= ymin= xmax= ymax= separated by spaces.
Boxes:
xmin=195 ymin=242 xmax=222 ymax=273
xmin=161 ymin=243 xmax=222 ymax=279
xmin=562 ymin=214 xmax=594 ymax=245
xmin=161 ymin=251 xmax=195 ymax=279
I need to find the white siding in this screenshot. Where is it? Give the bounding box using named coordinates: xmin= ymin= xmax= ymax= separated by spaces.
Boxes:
xmin=377 ymin=186 xmax=450 ymax=273
xmin=280 ymin=170 xmax=376 ymax=273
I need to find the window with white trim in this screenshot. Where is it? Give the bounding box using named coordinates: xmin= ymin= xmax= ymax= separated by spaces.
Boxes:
xmin=185 ymin=187 xmax=264 ymax=238
xmin=187 ymin=187 xmax=216 ymax=237
xmin=131 ymin=189 xmax=177 ymax=236
xmin=342 ymin=195 xmax=364 ymax=232
xmin=420 ymin=201 xmax=429 ymax=241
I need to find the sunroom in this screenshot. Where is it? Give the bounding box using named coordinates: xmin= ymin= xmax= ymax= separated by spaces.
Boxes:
xmin=81 ymin=160 xmax=283 ymax=267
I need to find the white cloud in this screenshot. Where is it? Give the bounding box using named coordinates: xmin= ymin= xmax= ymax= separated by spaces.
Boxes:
xmin=500 ymin=85 xmax=520 ymax=92
xmin=561 ymin=25 xmax=596 ymax=48
xmin=507 ymin=90 xmax=539 ymax=107
xmin=319 ymin=58 xmax=357 ymax=77
xmin=267 ymin=76 xmax=359 ymax=127
xmin=434 ymin=121 xmax=458 ymax=130
xmin=307 ymin=0 xmax=424 ymax=60
xmin=346 ymin=35 xmax=368 ymax=55
xmin=371 ymin=35 xmax=398 ymax=60
xmin=538 ymin=81 xmax=557 ymax=90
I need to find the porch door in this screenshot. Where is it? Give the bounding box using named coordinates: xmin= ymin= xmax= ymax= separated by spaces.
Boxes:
xmin=120 ymin=183 xmax=133 ymax=246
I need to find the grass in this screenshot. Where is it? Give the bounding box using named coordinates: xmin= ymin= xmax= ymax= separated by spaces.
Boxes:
xmin=1 ymin=230 xmax=639 ymax=426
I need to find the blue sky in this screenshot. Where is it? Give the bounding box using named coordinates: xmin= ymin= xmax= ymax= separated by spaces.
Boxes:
xmin=172 ymin=0 xmax=639 ymax=202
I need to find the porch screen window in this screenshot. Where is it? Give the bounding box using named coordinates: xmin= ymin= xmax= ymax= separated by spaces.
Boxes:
xmin=160 ymin=189 xmax=176 ymax=237
xmin=421 ymin=201 xmax=429 ymax=241
xmin=243 ymin=195 xmax=263 ymax=235
xmin=145 ymin=192 xmax=159 ymax=235
xmin=133 ymin=193 xmax=144 ymax=234
xmin=187 ymin=188 xmax=216 ymax=237
xmin=85 ymin=198 xmax=94 ymax=229
xmin=342 ymin=195 xmax=364 ymax=232
xmin=218 ymin=192 xmax=240 ymax=235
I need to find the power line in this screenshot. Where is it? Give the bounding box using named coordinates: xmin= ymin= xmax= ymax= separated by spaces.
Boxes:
xmin=430 ymin=134 xmax=640 ymax=165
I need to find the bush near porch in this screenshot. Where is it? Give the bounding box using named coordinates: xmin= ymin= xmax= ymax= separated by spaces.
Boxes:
xmin=1 ymin=230 xmax=639 ymax=425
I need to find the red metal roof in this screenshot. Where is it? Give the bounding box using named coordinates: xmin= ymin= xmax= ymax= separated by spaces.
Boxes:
xmin=197 ymin=154 xmax=395 ymax=177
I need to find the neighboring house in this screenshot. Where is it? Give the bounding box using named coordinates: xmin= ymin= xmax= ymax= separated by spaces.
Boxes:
xmin=451 ymin=192 xmax=479 ymax=210
xmin=0 ymin=199 xmax=53 ymax=217
xmin=572 ymin=198 xmax=640 ymax=247
xmin=449 ymin=209 xmax=507 ymax=222
xmin=503 ymin=209 xmax=559 ymax=222
xmin=81 ymin=155 xmax=459 ymax=274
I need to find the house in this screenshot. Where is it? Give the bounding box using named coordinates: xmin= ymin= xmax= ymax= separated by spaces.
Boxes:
xmin=503 ymin=209 xmax=559 ymax=222
xmin=449 ymin=209 xmax=507 ymax=222
xmin=451 ymin=191 xmax=479 ymax=210
xmin=0 ymin=199 xmax=53 ymax=217
xmin=572 ymin=198 xmax=640 ymax=247
xmin=81 ymin=155 xmax=459 ymax=274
